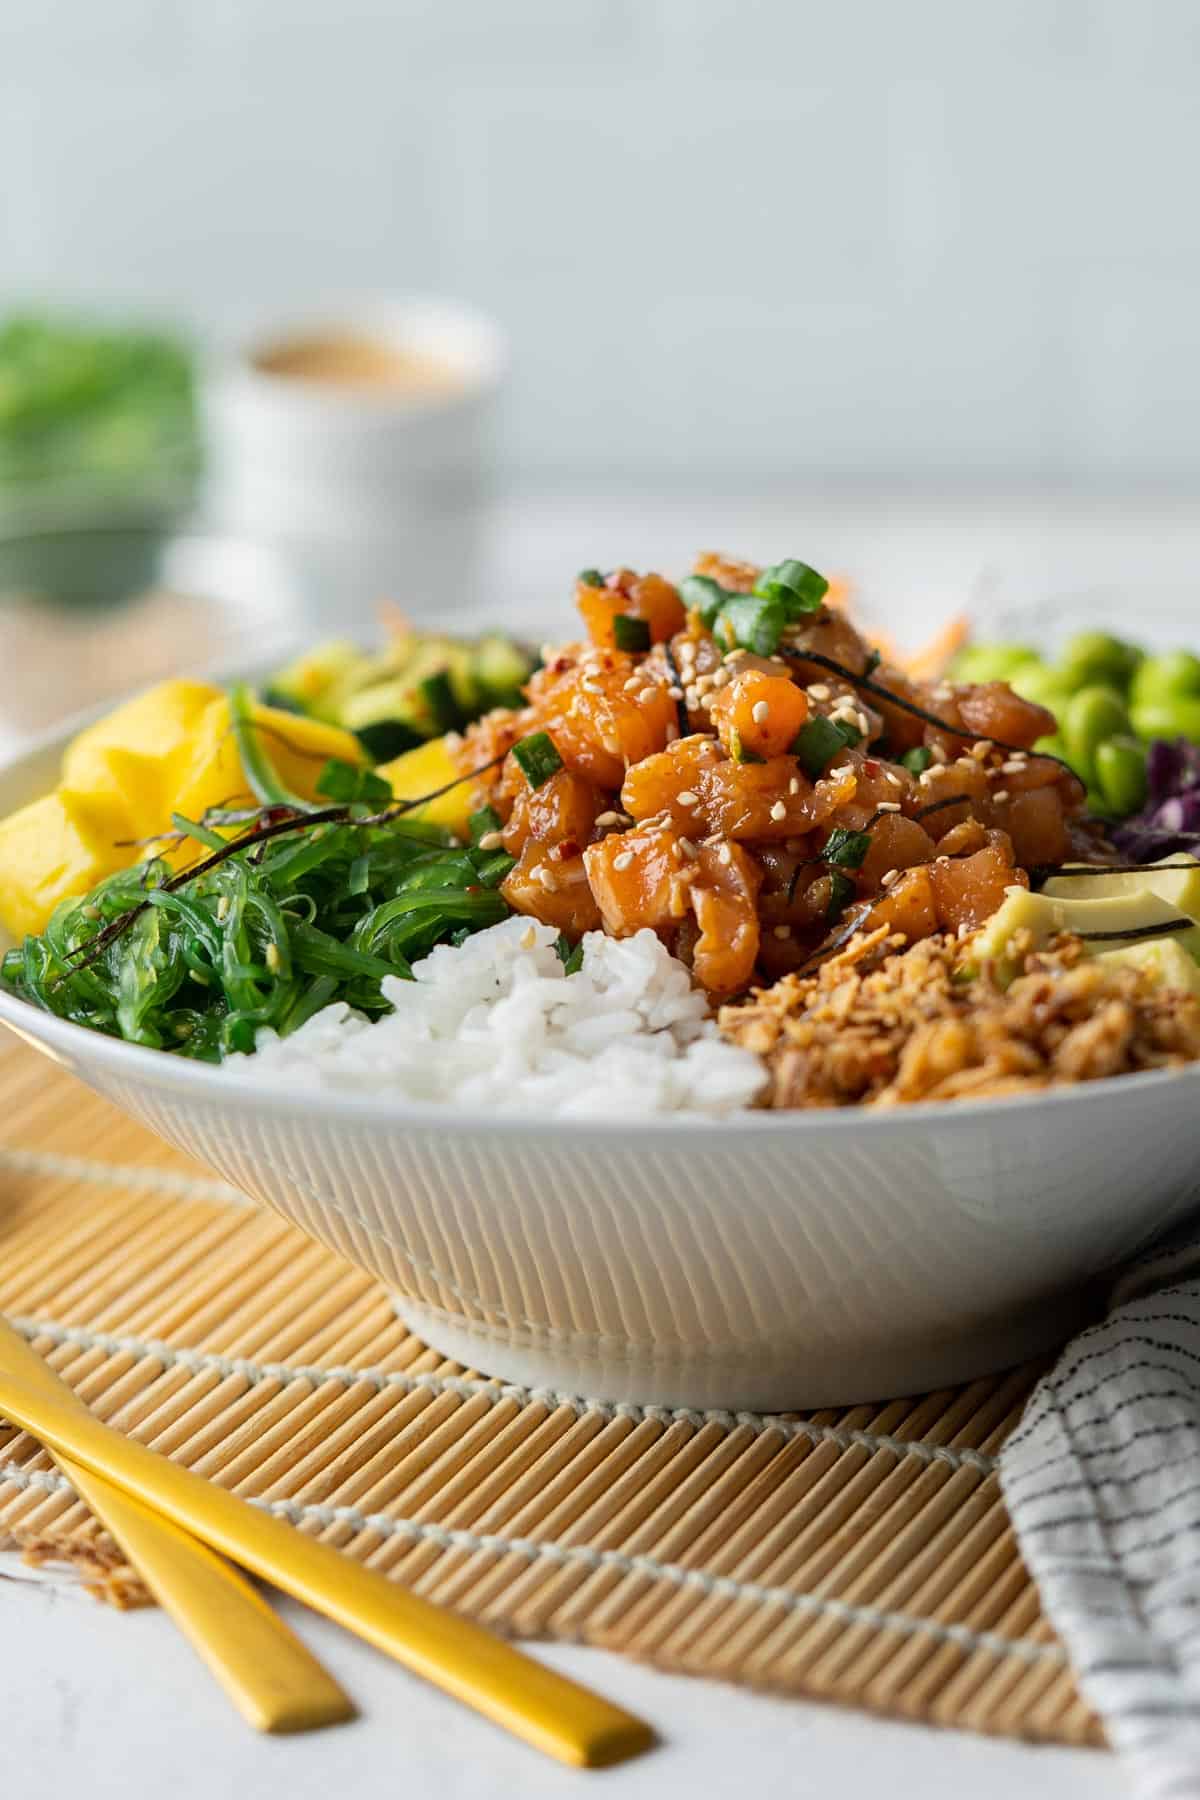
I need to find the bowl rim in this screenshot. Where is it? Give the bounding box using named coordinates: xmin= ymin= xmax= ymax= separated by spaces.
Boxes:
xmin=5 ymin=665 xmax=1200 ymax=1144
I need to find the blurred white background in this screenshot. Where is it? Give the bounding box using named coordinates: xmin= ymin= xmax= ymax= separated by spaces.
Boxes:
xmin=4 ymin=0 xmax=1200 ymax=492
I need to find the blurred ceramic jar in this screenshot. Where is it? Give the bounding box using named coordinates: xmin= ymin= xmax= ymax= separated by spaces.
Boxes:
xmin=202 ymin=300 xmax=507 ymax=634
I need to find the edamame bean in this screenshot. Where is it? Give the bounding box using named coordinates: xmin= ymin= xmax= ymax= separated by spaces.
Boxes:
xmin=951 ymin=643 xmax=1041 ymax=684
xmin=1008 ymin=662 xmax=1074 ymax=715
xmin=1094 ymin=737 xmax=1148 ymax=816
xmin=1060 ymin=630 xmax=1143 ymax=692
xmin=1131 ymin=697 xmax=1200 ymax=744
xmin=1062 ymin=685 xmax=1132 ymax=784
xmin=1130 ymin=650 xmax=1200 ymax=710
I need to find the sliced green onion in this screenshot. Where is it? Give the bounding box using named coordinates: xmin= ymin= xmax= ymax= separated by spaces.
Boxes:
xmin=901 ymin=746 xmax=933 ymax=775
xmin=717 ymin=593 xmax=786 ymax=658
xmin=578 ymin=568 xmax=606 ymax=588
xmin=679 ymin=574 xmax=732 ymax=626
xmin=754 ymin=559 xmax=828 ymax=618
xmin=512 ymin=731 xmax=563 ymax=789
xmin=612 ymin=613 xmax=651 ymax=654
xmin=791 ymin=715 xmax=859 ymax=779
xmin=316 ymin=760 xmax=394 ymax=808
xmin=822 ymin=826 xmax=872 ymax=869
xmin=825 ymin=870 xmax=857 ymax=922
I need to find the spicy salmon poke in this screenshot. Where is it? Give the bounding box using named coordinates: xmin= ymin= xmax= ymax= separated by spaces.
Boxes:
xmin=4 ymin=551 xmax=1200 ymax=1115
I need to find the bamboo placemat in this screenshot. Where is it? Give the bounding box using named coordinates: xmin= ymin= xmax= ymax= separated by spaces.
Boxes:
xmin=0 ymin=1032 xmax=1103 ymax=1750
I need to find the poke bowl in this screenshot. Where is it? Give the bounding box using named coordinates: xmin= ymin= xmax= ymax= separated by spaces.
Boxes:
xmin=4 ymin=555 xmax=1200 ymax=1412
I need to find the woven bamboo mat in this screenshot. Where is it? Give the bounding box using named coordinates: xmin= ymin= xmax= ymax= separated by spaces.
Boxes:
xmin=0 ymin=1031 xmax=1103 ymax=1751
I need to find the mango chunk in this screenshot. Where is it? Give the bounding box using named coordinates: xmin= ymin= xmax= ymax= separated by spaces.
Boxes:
xmin=166 ymin=698 xmax=363 ymax=865
xmin=62 ymin=681 xmax=222 ymax=841
xmin=0 ymin=681 xmax=367 ymax=933
xmin=0 ymin=793 xmax=122 ymax=939
xmin=376 ymin=735 xmax=472 ymax=837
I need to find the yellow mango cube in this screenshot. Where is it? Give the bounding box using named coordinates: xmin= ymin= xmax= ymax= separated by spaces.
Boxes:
xmin=376 ymin=734 xmax=472 ymax=837
xmin=166 ymin=698 xmax=364 ymax=864
xmin=0 ymin=793 xmax=122 ymax=940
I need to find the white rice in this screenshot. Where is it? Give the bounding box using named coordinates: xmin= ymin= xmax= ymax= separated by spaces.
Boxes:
xmin=232 ymin=917 xmax=766 ymax=1118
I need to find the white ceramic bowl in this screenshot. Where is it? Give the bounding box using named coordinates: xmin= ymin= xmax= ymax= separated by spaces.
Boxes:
xmin=3 ymin=721 xmax=1199 ymax=1412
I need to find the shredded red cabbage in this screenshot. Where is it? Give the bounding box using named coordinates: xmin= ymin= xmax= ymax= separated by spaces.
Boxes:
xmin=1113 ymin=739 xmax=1200 ymax=857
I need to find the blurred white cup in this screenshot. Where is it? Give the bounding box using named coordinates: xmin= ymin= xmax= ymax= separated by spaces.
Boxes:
xmin=202 ymin=298 xmax=508 ymax=634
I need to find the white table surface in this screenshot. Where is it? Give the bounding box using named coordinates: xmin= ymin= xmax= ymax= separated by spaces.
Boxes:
xmin=7 ymin=484 xmax=1191 ymax=1797
xmin=2 ymin=1562 xmax=1118 ymax=1799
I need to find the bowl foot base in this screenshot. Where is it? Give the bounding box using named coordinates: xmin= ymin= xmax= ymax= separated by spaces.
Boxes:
xmin=391 ymin=1290 xmax=1095 ymax=1413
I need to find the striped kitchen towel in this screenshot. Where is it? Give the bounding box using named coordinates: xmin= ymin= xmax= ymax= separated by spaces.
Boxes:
xmin=1002 ymin=1224 xmax=1200 ymax=1800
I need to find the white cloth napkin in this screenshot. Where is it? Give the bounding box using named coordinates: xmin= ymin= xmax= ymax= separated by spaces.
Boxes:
xmin=1001 ymin=1222 xmax=1200 ymax=1799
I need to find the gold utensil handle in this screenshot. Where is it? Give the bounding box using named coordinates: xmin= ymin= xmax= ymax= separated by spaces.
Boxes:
xmin=0 ymin=1319 xmax=352 ymax=1733
xmin=0 ymin=1371 xmax=655 ymax=1768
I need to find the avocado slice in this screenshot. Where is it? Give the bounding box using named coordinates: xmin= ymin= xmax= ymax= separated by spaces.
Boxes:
xmin=1097 ymin=937 xmax=1200 ymax=996
xmin=973 ymin=883 xmax=1200 ymax=968
xmin=1043 ymin=857 xmax=1200 ymax=921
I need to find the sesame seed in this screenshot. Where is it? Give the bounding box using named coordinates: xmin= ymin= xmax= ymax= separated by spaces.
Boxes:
xmin=855 ymin=711 xmax=871 ymax=736
xmin=788 ymin=777 xmax=800 ymax=795
xmin=884 ymin=770 xmax=903 ymax=787
xmin=477 ymin=830 xmax=504 ymax=850
xmin=677 ymin=789 xmax=699 ymax=807
xmin=725 ymin=648 xmax=748 ymax=662
xmin=717 ymin=843 xmax=733 ymax=865
xmin=667 ymin=685 xmax=684 ymax=701
xmin=265 ymin=942 xmax=282 ymax=972
xmin=443 ymin=731 xmax=464 ymax=753
xmin=931 ymin=744 xmax=949 ymax=764
xmin=751 ymin=700 xmax=770 ymax=725
xmin=678 ymin=837 xmax=700 ymax=859
xmin=999 ymin=758 xmax=1027 ymax=774
xmin=520 ymin=924 xmax=537 ymax=950
xmin=875 ymin=800 xmax=901 ymax=812
xmin=582 ymin=678 xmax=603 ymax=695
xmin=770 ymin=800 xmax=787 ymax=821
xmin=970 ymin=739 xmax=993 ymax=760
xmin=217 ymin=896 xmax=230 ymax=922
xmin=613 ymin=851 xmax=634 ymax=871
xmin=993 ymin=789 xmax=1010 ymax=803
xmin=773 ymin=924 xmax=792 ymax=940
xmin=880 ymin=869 xmax=898 ymax=887
xmin=808 ymin=683 xmax=831 ymax=701
xmin=535 ymin=865 xmax=559 ymax=890
xmin=623 ymin=676 xmax=642 ymax=693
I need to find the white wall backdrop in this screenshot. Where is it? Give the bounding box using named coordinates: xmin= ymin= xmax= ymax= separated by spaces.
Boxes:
xmin=4 ymin=0 xmax=1200 ymax=487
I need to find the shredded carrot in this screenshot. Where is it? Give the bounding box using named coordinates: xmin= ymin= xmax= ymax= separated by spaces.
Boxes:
xmin=900 ymin=613 xmax=968 ymax=682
